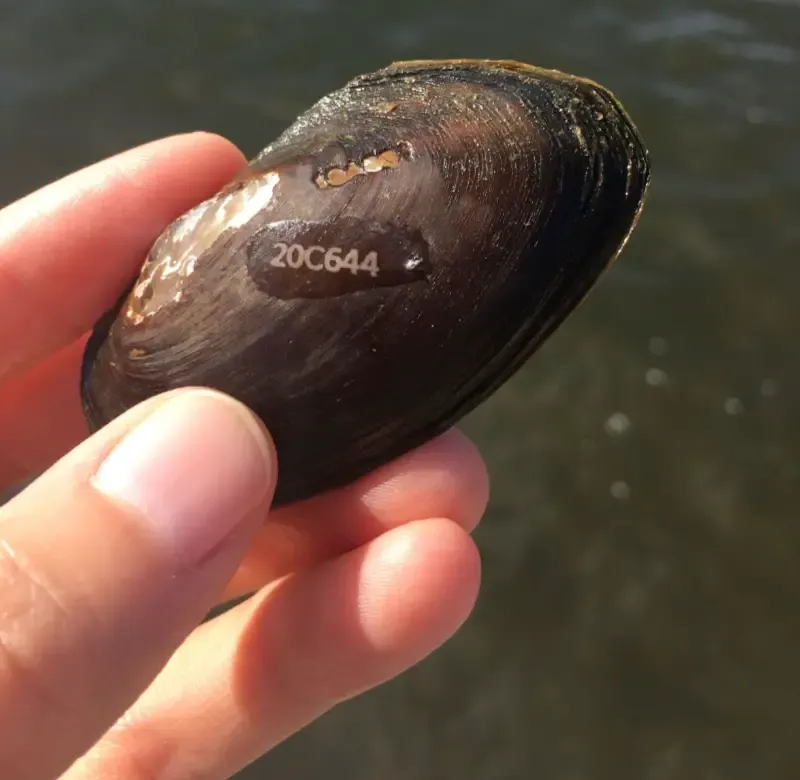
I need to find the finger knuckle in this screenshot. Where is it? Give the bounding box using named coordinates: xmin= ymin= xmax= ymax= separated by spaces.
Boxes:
xmin=74 ymin=724 xmax=176 ymax=780
xmin=0 ymin=536 xmax=81 ymax=717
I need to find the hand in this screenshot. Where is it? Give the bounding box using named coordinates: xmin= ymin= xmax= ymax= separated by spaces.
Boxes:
xmin=0 ymin=133 xmax=488 ymax=780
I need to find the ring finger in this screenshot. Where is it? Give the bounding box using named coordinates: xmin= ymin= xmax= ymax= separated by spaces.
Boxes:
xmin=63 ymin=517 xmax=481 ymax=780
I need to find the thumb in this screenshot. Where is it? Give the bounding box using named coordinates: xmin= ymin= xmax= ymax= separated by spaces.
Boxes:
xmin=0 ymin=388 xmax=275 ymax=780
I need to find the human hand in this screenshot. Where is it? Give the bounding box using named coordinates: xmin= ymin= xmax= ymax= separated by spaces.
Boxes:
xmin=0 ymin=133 xmax=488 ymax=779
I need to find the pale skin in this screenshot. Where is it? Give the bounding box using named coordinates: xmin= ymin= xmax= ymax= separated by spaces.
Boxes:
xmin=0 ymin=133 xmax=488 ymax=780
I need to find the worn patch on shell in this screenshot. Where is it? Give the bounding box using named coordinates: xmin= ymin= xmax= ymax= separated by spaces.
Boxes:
xmin=125 ymin=171 xmax=281 ymax=323
xmin=315 ymin=150 xmax=401 ymax=188
xmin=244 ymin=218 xmax=431 ymax=299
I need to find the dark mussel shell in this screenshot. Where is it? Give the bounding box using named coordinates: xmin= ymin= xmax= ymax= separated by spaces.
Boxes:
xmin=81 ymin=59 xmax=651 ymax=506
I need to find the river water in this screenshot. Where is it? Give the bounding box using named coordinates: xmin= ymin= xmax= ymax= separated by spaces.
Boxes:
xmin=2 ymin=1 xmax=799 ymax=778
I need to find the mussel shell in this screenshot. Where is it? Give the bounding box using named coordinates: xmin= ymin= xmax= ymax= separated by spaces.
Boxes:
xmin=81 ymin=59 xmax=651 ymax=507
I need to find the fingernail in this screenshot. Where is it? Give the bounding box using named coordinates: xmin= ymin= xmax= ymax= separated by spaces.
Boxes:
xmin=92 ymin=389 xmax=274 ymax=564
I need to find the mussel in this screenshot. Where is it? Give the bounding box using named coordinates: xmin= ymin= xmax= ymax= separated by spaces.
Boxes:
xmin=81 ymin=59 xmax=650 ymax=506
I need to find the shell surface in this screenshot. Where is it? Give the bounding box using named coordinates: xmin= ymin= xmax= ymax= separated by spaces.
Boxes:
xmin=81 ymin=59 xmax=651 ymax=506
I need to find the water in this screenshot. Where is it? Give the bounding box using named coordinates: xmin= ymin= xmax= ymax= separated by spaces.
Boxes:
xmin=2 ymin=1 xmax=799 ymax=777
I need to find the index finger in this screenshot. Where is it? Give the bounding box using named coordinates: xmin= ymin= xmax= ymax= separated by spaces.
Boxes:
xmin=0 ymin=132 xmax=247 ymax=383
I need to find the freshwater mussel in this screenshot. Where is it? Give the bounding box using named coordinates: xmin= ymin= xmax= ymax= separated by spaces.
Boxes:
xmin=81 ymin=59 xmax=651 ymax=506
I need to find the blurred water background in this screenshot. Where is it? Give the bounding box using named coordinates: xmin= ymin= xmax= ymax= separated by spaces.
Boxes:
xmin=1 ymin=1 xmax=799 ymax=778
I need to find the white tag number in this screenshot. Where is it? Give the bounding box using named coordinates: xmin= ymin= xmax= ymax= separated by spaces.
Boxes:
xmin=270 ymin=243 xmax=379 ymax=277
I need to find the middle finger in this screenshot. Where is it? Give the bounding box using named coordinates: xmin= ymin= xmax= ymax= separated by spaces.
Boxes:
xmin=222 ymin=426 xmax=489 ymax=601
